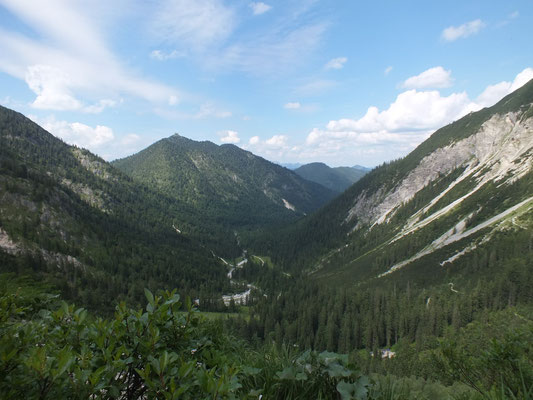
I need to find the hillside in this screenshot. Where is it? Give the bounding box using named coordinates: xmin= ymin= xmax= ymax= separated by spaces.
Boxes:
xmin=257 ymin=78 xmax=533 ymax=289
xmin=294 ymin=162 xmax=368 ymax=193
xmin=0 ymin=106 xmax=236 ymax=311
xmin=112 ymin=134 xmax=336 ymax=228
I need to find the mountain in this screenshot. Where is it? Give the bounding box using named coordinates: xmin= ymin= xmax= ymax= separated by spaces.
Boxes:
xmin=259 ymin=78 xmax=533 ymax=289
xmin=294 ymin=162 xmax=368 ymax=193
xmin=112 ymin=134 xmax=336 ymax=228
xmin=0 ymin=106 xmax=236 ymax=311
xmin=352 ymin=165 xmax=371 ymax=173
xmin=280 ymin=162 xmax=302 ymax=170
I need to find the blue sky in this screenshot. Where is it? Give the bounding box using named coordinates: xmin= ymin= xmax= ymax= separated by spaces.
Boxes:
xmin=0 ymin=0 xmax=532 ymax=167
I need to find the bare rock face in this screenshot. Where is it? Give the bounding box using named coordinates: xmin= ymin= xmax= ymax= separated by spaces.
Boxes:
xmin=345 ymin=107 xmax=533 ymax=232
xmin=0 ymin=228 xmax=21 ymax=255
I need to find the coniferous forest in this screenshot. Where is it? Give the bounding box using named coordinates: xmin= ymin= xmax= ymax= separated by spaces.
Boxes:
xmin=2 ymin=80 xmax=533 ymax=398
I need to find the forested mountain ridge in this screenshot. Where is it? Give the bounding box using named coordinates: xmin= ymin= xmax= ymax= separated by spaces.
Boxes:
xmin=0 ymin=106 xmax=238 ymax=311
xmin=112 ymin=134 xmax=336 ymax=228
xmin=294 ymin=162 xmax=368 ymax=193
xmin=256 ymin=79 xmax=533 ymax=288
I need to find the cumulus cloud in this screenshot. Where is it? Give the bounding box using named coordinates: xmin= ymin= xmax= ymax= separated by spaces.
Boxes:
xmin=25 ymin=65 xmax=82 ymax=110
xmin=325 ymin=57 xmax=347 ymax=70
xmin=401 ymin=66 xmax=453 ymax=89
xmin=325 ymin=89 xmax=476 ymax=134
xmin=442 ymin=19 xmax=485 ymax=42
xmin=265 ymin=135 xmax=288 ymax=147
xmin=249 ymin=2 xmax=271 ymax=15
xmin=219 ymin=130 xmax=240 ymax=144
xmin=242 ymin=134 xmax=293 ymax=161
xmin=384 ymin=66 xmax=393 ymax=76
xmin=476 ymin=67 xmax=533 ymax=107
xmin=242 ymin=69 xmax=533 ymax=167
xmin=284 ymin=102 xmax=301 ymax=109
xmin=300 ymin=68 xmax=533 ymax=166
xmin=32 ymin=115 xmax=114 ymax=151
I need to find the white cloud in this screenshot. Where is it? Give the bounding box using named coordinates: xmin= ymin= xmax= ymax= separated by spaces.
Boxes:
xmin=148 ymin=1 xmax=325 ymax=75
xmin=0 ymin=1 xmax=178 ymax=109
xmin=265 ymin=135 xmax=288 ymax=147
xmin=212 ymin=22 xmax=327 ymax=75
xmin=250 ymin=2 xmax=271 ymax=15
xmin=24 ymin=65 xmax=118 ymax=113
xmin=25 ymin=65 xmax=82 ymax=110
xmin=84 ymin=99 xmax=117 ymax=114
xmin=324 ymin=89 xmax=475 ymax=135
xmin=219 ymin=130 xmax=240 ymax=144
xmin=243 ymin=134 xmax=291 ymax=160
xmin=476 ymin=67 xmax=533 ymax=107
xmin=401 ymin=66 xmax=453 ymax=89
xmin=168 ymin=95 xmax=179 ymax=106
xmin=241 ymin=69 xmax=533 ymax=167
xmin=325 ymin=57 xmax=347 ymax=70
xmin=32 ymin=115 xmax=114 ymax=150
xmin=150 ymin=49 xmax=186 ymax=61
xmin=150 ymin=0 xmax=235 ymax=50
xmin=384 ymin=66 xmax=393 ymax=76
xmin=284 ymin=102 xmax=301 ymax=109
xmin=442 ymin=19 xmax=485 ymax=42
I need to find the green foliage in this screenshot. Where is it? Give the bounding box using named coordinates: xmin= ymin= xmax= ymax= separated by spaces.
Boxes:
xmin=0 ymin=285 xmax=374 ymax=399
xmin=434 ymin=308 xmax=533 ymax=398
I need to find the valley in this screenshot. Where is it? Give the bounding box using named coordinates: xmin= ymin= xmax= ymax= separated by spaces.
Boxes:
xmin=1 ymin=79 xmax=533 ymax=398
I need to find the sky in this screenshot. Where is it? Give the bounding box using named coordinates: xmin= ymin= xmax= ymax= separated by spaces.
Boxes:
xmin=0 ymin=1 xmax=532 ymax=167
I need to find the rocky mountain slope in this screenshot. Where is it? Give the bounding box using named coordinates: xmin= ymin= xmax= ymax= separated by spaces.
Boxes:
xmin=0 ymin=106 xmax=236 ymax=310
xmin=294 ymin=162 xmax=368 ymax=193
xmin=112 ymin=134 xmax=336 ymax=228
xmin=261 ymin=78 xmax=533 ymax=288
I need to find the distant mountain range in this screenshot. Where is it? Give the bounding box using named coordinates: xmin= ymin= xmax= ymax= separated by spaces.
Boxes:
xmin=294 ymin=163 xmax=369 ymax=193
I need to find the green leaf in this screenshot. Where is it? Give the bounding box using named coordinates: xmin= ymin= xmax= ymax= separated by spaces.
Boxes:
xmin=242 ymin=366 xmax=262 ymax=375
xmin=90 ymin=366 xmax=107 ymax=386
xmin=276 ymin=366 xmax=296 ymax=380
xmin=336 ymin=378 xmax=369 ymax=400
xmin=144 ymin=289 xmax=155 ymax=307
xmin=327 ymin=362 xmax=352 ymax=378
xmin=53 ymin=347 xmax=74 ymax=378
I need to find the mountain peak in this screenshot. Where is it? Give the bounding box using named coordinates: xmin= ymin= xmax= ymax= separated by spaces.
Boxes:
xmin=112 ymin=133 xmax=336 ymax=228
